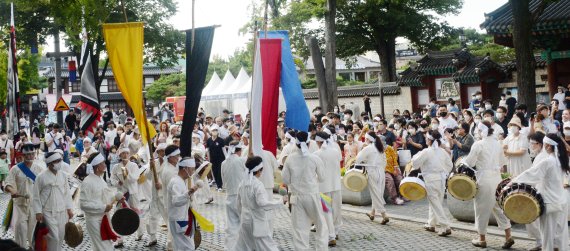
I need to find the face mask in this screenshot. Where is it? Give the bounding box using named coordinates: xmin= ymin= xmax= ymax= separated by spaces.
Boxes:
xmin=501 ymin=97 xmax=506 ymax=100
xmin=226 ymin=122 xmax=232 ymax=126
xmin=439 ymin=112 xmax=447 ymax=117
xmin=496 ymin=113 xmax=504 ymax=119
xmin=394 ymin=124 xmax=401 ymax=130
xmin=373 ymin=122 xmax=379 ymax=127
xmin=476 ymin=95 xmax=482 ymax=100
xmin=0 ymin=135 xmax=6 ymax=140
xmin=464 ymin=115 xmax=472 ymax=121
xmin=485 ymin=104 xmax=492 ymax=110
xmin=408 ymin=128 xmax=416 ymax=135
xmin=52 ymin=163 xmax=61 ymax=171
xmin=509 ymin=126 xmax=519 ymax=134
xmin=418 ymin=127 xmax=425 ymax=132
xmin=484 ymin=117 xmax=493 ymax=122
xmin=344 ymin=115 xmax=350 ymax=120
xmin=564 ymin=129 xmax=570 ymax=136
xmin=431 ymin=124 xmax=439 ymax=130
xmin=334 ymin=109 xmax=339 ymax=112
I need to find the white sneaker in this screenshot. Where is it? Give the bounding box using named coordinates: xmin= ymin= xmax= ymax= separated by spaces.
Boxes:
xmin=395 ymin=198 xmax=404 ymax=205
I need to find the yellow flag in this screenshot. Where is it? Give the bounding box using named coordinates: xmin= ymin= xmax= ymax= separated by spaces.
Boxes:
xmin=191 ymin=208 xmax=215 ymax=232
xmin=102 ymin=22 xmax=156 ymax=143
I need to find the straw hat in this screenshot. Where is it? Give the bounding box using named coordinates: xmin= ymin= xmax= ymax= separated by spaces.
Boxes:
xmin=508 ymin=116 xmax=523 ymax=129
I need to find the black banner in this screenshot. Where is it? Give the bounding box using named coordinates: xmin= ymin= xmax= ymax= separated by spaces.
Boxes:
xmin=179 ymin=27 xmax=216 ymax=157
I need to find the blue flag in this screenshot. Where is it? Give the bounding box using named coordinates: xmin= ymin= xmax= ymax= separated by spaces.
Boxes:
xmin=259 ymin=31 xmax=310 ymax=132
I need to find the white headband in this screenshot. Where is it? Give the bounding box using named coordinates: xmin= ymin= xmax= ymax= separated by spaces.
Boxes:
xmin=118 ymin=147 xmax=130 ymax=155
xmin=192 ymin=133 xmax=200 ymax=139
xmin=297 ymin=137 xmax=310 ymax=155
xmin=155 ymin=143 xmax=167 ymax=152
xmin=166 ymin=149 xmax=181 ymax=158
xmin=87 ymin=153 xmax=105 ymax=175
xmin=315 ymin=135 xmax=326 ymax=142
xmin=543 ymin=136 xmax=560 ymax=164
xmin=242 ymin=132 xmax=249 ymax=138
xmin=365 ymin=134 xmax=376 ymax=143
xmin=323 ymin=128 xmax=332 ymax=136
xmin=426 ymin=133 xmax=439 ymax=149
xmin=177 ymin=158 xmax=196 ymax=168
xmin=45 ymin=152 xmax=62 ymax=164
xmin=285 ymin=132 xmax=294 ymax=139
xmin=250 ymin=163 xmax=263 ymax=173
xmin=477 ymin=122 xmax=489 ymax=138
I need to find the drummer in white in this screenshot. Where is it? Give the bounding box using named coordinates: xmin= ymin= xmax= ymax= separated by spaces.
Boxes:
xmin=410 ymin=130 xmax=453 ymax=236
xmin=357 ymin=132 xmax=389 ymax=225
xmin=166 ymin=157 xmax=200 ymax=251
xmin=220 ymin=140 xmax=246 ymax=250
xmin=511 ymin=133 xmax=569 ymax=251
xmin=461 ymin=121 xmax=513 ymax=248
xmin=32 ymin=151 xmax=74 ymax=251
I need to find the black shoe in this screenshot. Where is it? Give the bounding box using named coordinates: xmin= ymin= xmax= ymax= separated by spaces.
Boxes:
xmin=144 ymin=240 xmax=158 ymax=247
xmin=114 ymin=243 xmax=124 ymax=248
xmin=502 ymin=238 xmax=514 ymax=249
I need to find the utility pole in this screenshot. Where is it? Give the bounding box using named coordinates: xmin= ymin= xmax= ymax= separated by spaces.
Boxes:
xmin=46 ymin=27 xmax=75 ymax=126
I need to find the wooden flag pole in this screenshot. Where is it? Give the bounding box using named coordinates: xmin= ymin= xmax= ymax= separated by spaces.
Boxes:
xmin=248 ymin=21 xmax=259 ymax=158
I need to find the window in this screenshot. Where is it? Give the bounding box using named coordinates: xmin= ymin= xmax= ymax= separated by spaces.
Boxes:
xmin=108 ymin=101 xmax=132 ymax=116
xmin=71 ymin=79 xmax=80 ymax=92
xmin=355 ymin=72 xmax=366 ymax=82
xmin=107 ymin=78 xmax=119 ymax=92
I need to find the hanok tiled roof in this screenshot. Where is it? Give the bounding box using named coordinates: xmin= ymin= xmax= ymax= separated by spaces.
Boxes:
xmin=302 ymin=82 xmax=399 ymax=99
xmin=42 ymin=66 xmax=182 ymax=79
xmin=398 ymin=49 xmax=505 ymax=86
xmin=481 ymin=0 xmax=570 ymax=35
xmin=398 ymin=49 xmax=474 ymax=86
xmin=503 ymin=55 xmax=548 ymax=72
xmin=453 ymin=56 xmax=506 ymax=84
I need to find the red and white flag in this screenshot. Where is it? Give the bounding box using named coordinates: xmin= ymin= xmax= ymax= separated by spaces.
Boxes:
xmin=251 ymin=38 xmax=282 ymax=156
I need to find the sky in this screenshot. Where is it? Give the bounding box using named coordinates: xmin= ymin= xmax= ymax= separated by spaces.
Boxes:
xmin=46 ymin=0 xmax=509 ymax=59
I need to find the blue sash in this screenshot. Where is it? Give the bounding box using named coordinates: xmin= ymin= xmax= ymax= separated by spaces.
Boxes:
xmin=16 ymin=162 xmax=36 ymax=182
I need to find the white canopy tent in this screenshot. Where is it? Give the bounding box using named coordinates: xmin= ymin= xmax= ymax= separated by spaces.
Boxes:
xmin=200 ymin=68 xmax=285 ymax=118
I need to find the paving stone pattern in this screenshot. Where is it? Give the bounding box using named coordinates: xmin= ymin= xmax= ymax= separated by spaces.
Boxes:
xmin=0 ymin=190 xmax=536 ymax=250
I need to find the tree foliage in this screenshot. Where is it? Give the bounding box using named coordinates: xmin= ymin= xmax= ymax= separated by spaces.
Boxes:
xmin=145 ymin=73 xmax=185 ymax=102
xmin=436 ymin=28 xmax=516 ymax=64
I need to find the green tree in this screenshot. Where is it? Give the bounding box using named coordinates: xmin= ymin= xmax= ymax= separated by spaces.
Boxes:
xmin=145 ymin=73 xmax=186 ymax=102
xmin=274 ymin=0 xmax=462 ymax=82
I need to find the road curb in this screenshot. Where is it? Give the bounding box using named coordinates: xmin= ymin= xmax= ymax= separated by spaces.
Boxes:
xmin=340 ymin=205 xmax=534 ymax=241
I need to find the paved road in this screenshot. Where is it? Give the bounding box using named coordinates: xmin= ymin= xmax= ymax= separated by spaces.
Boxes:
xmin=0 ymin=187 xmax=538 ymax=250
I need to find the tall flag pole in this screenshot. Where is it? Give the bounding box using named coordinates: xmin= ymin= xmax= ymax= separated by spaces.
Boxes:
xmin=7 ymin=2 xmax=21 ymax=143
xmin=77 ymin=14 xmax=100 ymax=137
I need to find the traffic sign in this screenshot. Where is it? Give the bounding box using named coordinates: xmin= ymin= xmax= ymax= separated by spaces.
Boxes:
xmin=54 ymin=97 xmax=70 ymax=111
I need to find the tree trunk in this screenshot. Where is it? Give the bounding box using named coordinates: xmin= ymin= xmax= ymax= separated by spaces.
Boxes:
xmin=306 ymin=36 xmax=328 ymax=111
xmin=324 ymin=0 xmax=337 ymax=112
xmin=376 ymin=36 xmax=398 ymax=83
xmin=510 ymin=0 xmax=536 ymax=109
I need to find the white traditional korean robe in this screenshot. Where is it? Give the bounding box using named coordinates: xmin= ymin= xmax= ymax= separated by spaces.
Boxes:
xmin=461 ymin=136 xmax=511 ymax=235
xmin=315 ymin=144 xmax=343 ymax=240
xmin=258 ymin=149 xmax=279 ymax=235
xmin=514 ymin=154 xmax=569 ymax=251
xmin=32 ymin=169 xmax=73 ymax=251
xmin=5 ymin=161 xmax=44 ymax=248
xmin=232 ymin=174 xmax=282 ymax=251
xmin=282 ymin=148 xmax=329 ymax=251
xmin=355 ymin=145 xmax=387 ymax=215
xmin=221 ymin=153 xmax=246 ymax=250
xmin=79 ymin=173 xmax=116 ymax=251
xmin=412 ymin=145 xmax=453 ymax=231
xmin=146 ymin=159 xmax=167 ymax=243
xmin=166 ymin=175 xmax=194 ymax=251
